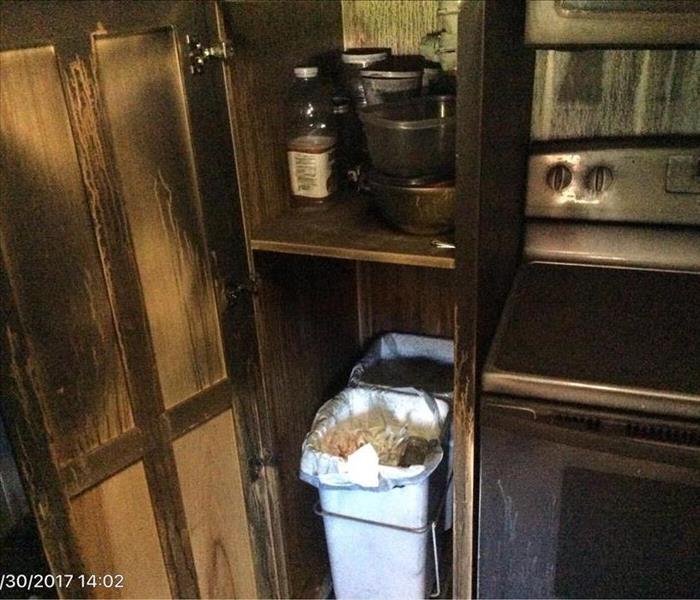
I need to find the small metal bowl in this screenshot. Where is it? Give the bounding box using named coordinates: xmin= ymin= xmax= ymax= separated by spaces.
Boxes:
xmin=366 ymin=172 xmax=455 ymax=235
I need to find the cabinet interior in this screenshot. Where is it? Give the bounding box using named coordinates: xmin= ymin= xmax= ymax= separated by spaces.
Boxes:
xmin=221 ymin=2 xmax=456 ymax=595
xmin=253 ymin=254 xmax=454 ymax=596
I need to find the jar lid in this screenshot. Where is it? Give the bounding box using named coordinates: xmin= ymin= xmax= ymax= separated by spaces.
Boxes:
xmin=294 ymin=66 xmax=318 ymax=78
xmin=341 ymin=48 xmax=390 ymax=64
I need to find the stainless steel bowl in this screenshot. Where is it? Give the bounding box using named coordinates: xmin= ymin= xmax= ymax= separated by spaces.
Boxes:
xmin=359 ymin=95 xmax=455 ymax=178
xmin=367 ymin=172 xmax=455 ymax=235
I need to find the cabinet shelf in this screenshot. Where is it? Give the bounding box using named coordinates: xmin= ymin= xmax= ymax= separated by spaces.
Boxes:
xmin=250 ymin=192 xmax=456 ymax=269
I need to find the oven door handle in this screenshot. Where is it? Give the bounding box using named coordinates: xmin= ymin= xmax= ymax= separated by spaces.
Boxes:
xmin=481 ymin=401 xmax=700 ymax=472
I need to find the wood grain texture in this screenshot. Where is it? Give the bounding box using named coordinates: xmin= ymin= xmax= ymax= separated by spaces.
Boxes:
xmin=342 ymin=0 xmax=438 ymax=55
xmin=63 ymin=24 xmax=201 ymax=597
xmin=0 ymin=45 xmax=133 ymax=463
xmin=2 ymin=9 xmax=200 ymax=596
xmin=221 ymin=1 xmax=343 ymax=230
xmin=252 ymin=194 xmax=455 ymax=269
xmin=1 ymin=5 xmax=258 ymax=600
xmin=0 ymin=1 xmax=201 ymax=51
xmin=61 ymin=11 xmax=219 ymax=597
xmin=71 ymin=462 xmax=171 ymax=599
xmin=532 ymin=49 xmax=700 ymax=140
xmin=166 ymin=379 xmax=231 ymax=441
xmin=452 ymin=6 xmax=484 ymax=596
xmin=253 ymin=253 xmax=360 ymax=598
xmin=95 ymin=29 xmax=225 ymax=409
xmin=173 ymin=410 xmax=257 ymax=599
xmin=357 ymin=263 xmax=455 ymax=345
xmin=60 ymin=428 xmax=144 ymax=498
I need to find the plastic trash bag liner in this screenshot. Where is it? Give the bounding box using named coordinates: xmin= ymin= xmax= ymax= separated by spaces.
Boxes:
xmin=300 ymin=387 xmax=449 ymax=491
xmin=346 ymin=332 xmax=456 ymax=530
xmin=348 ymin=332 xmax=454 ymax=400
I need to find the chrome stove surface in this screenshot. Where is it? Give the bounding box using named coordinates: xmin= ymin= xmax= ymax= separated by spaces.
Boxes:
xmin=483 ymin=262 xmax=700 ymax=419
xmin=483 ymin=143 xmax=700 ymax=419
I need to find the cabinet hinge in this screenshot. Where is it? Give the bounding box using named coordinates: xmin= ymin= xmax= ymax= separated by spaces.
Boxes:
xmin=248 ymin=449 xmax=276 ymax=482
xmin=224 ymin=274 xmax=260 ymax=308
xmin=186 ymin=34 xmax=232 ymax=75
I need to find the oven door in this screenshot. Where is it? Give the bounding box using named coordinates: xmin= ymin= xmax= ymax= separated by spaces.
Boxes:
xmin=477 ymin=395 xmax=700 ymax=599
xmin=525 ymin=0 xmax=700 ymax=46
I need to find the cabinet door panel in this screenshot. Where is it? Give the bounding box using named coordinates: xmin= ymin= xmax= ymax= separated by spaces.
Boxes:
xmin=173 ymin=410 xmax=257 ymax=599
xmin=1 ymin=2 xmax=266 ymax=598
xmin=0 ymin=44 xmax=133 ymax=463
xmin=94 ymin=29 xmax=225 ymax=409
xmin=71 ymin=462 xmax=170 ymax=599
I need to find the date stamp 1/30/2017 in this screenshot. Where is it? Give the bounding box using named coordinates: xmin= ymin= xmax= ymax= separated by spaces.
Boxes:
xmin=0 ymin=573 xmax=125 ymax=591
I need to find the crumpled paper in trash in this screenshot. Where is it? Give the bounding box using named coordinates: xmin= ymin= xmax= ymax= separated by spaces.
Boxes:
xmin=300 ymin=388 xmax=448 ymax=490
xmin=320 ymin=419 xmax=408 ymax=464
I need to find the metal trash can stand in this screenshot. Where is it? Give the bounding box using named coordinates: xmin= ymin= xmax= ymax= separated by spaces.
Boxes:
xmin=300 ymin=387 xmax=451 ymax=599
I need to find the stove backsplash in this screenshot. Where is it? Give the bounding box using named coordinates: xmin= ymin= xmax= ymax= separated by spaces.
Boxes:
xmin=531 ymin=49 xmax=700 ymax=141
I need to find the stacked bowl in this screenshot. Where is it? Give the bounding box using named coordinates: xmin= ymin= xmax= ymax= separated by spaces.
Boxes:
xmin=359 ymin=95 xmax=456 ymax=235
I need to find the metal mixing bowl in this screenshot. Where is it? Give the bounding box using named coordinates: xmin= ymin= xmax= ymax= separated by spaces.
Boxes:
xmin=359 ymin=95 xmax=455 ymax=178
xmin=366 ymin=172 xmax=456 ymax=235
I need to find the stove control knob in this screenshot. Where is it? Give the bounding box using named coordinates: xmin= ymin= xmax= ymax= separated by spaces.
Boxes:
xmin=546 ymin=164 xmax=572 ymax=191
xmin=586 ymin=165 xmax=613 ymax=193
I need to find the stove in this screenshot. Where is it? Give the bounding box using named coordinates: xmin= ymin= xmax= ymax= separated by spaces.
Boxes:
xmin=477 ymin=141 xmax=700 ymax=599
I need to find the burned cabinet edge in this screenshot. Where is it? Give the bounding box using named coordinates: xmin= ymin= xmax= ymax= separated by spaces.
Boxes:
xmin=0 ymin=274 xmax=88 ymax=598
xmin=454 ymin=0 xmax=535 ymax=597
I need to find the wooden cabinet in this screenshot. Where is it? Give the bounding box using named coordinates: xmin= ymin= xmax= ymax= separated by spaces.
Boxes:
xmin=1 ymin=2 xmax=262 ymax=598
xmin=0 ymin=1 xmax=535 ymax=598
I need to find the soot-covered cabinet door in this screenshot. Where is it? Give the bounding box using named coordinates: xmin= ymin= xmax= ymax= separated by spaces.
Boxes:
xmin=0 ymin=2 xmax=276 ymax=597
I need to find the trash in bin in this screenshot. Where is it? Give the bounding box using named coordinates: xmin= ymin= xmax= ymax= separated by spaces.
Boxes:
xmin=300 ymin=387 xmax=450 ymax=599
xmin=399 ymin=436 xmax=440 ymax=467
xmin=300 ymin=387 xmax=448 ymax=490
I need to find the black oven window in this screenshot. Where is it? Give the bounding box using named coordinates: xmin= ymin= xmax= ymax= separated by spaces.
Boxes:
xmin=555 ymin=467 xmax=700 ymax=598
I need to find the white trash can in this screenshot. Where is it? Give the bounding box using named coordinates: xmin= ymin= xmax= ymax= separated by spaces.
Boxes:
xmin=300 ymin=388 xmax=450 ymax=600
xmin=317 ymin=468 xmax=447 ymax=599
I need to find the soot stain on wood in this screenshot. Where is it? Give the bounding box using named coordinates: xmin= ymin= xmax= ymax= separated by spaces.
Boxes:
xmin=152 ymin=169 xmax=224 ymax=400
xmin=64 ymin=53 xmax=200 ymax=599
xmin=64 ymin=54 xmax=134 ymax=450
xmin=208 ymin=537 xmax=235 ymax=598
xmin=5 ymin=325 xmax=88 ymax=596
